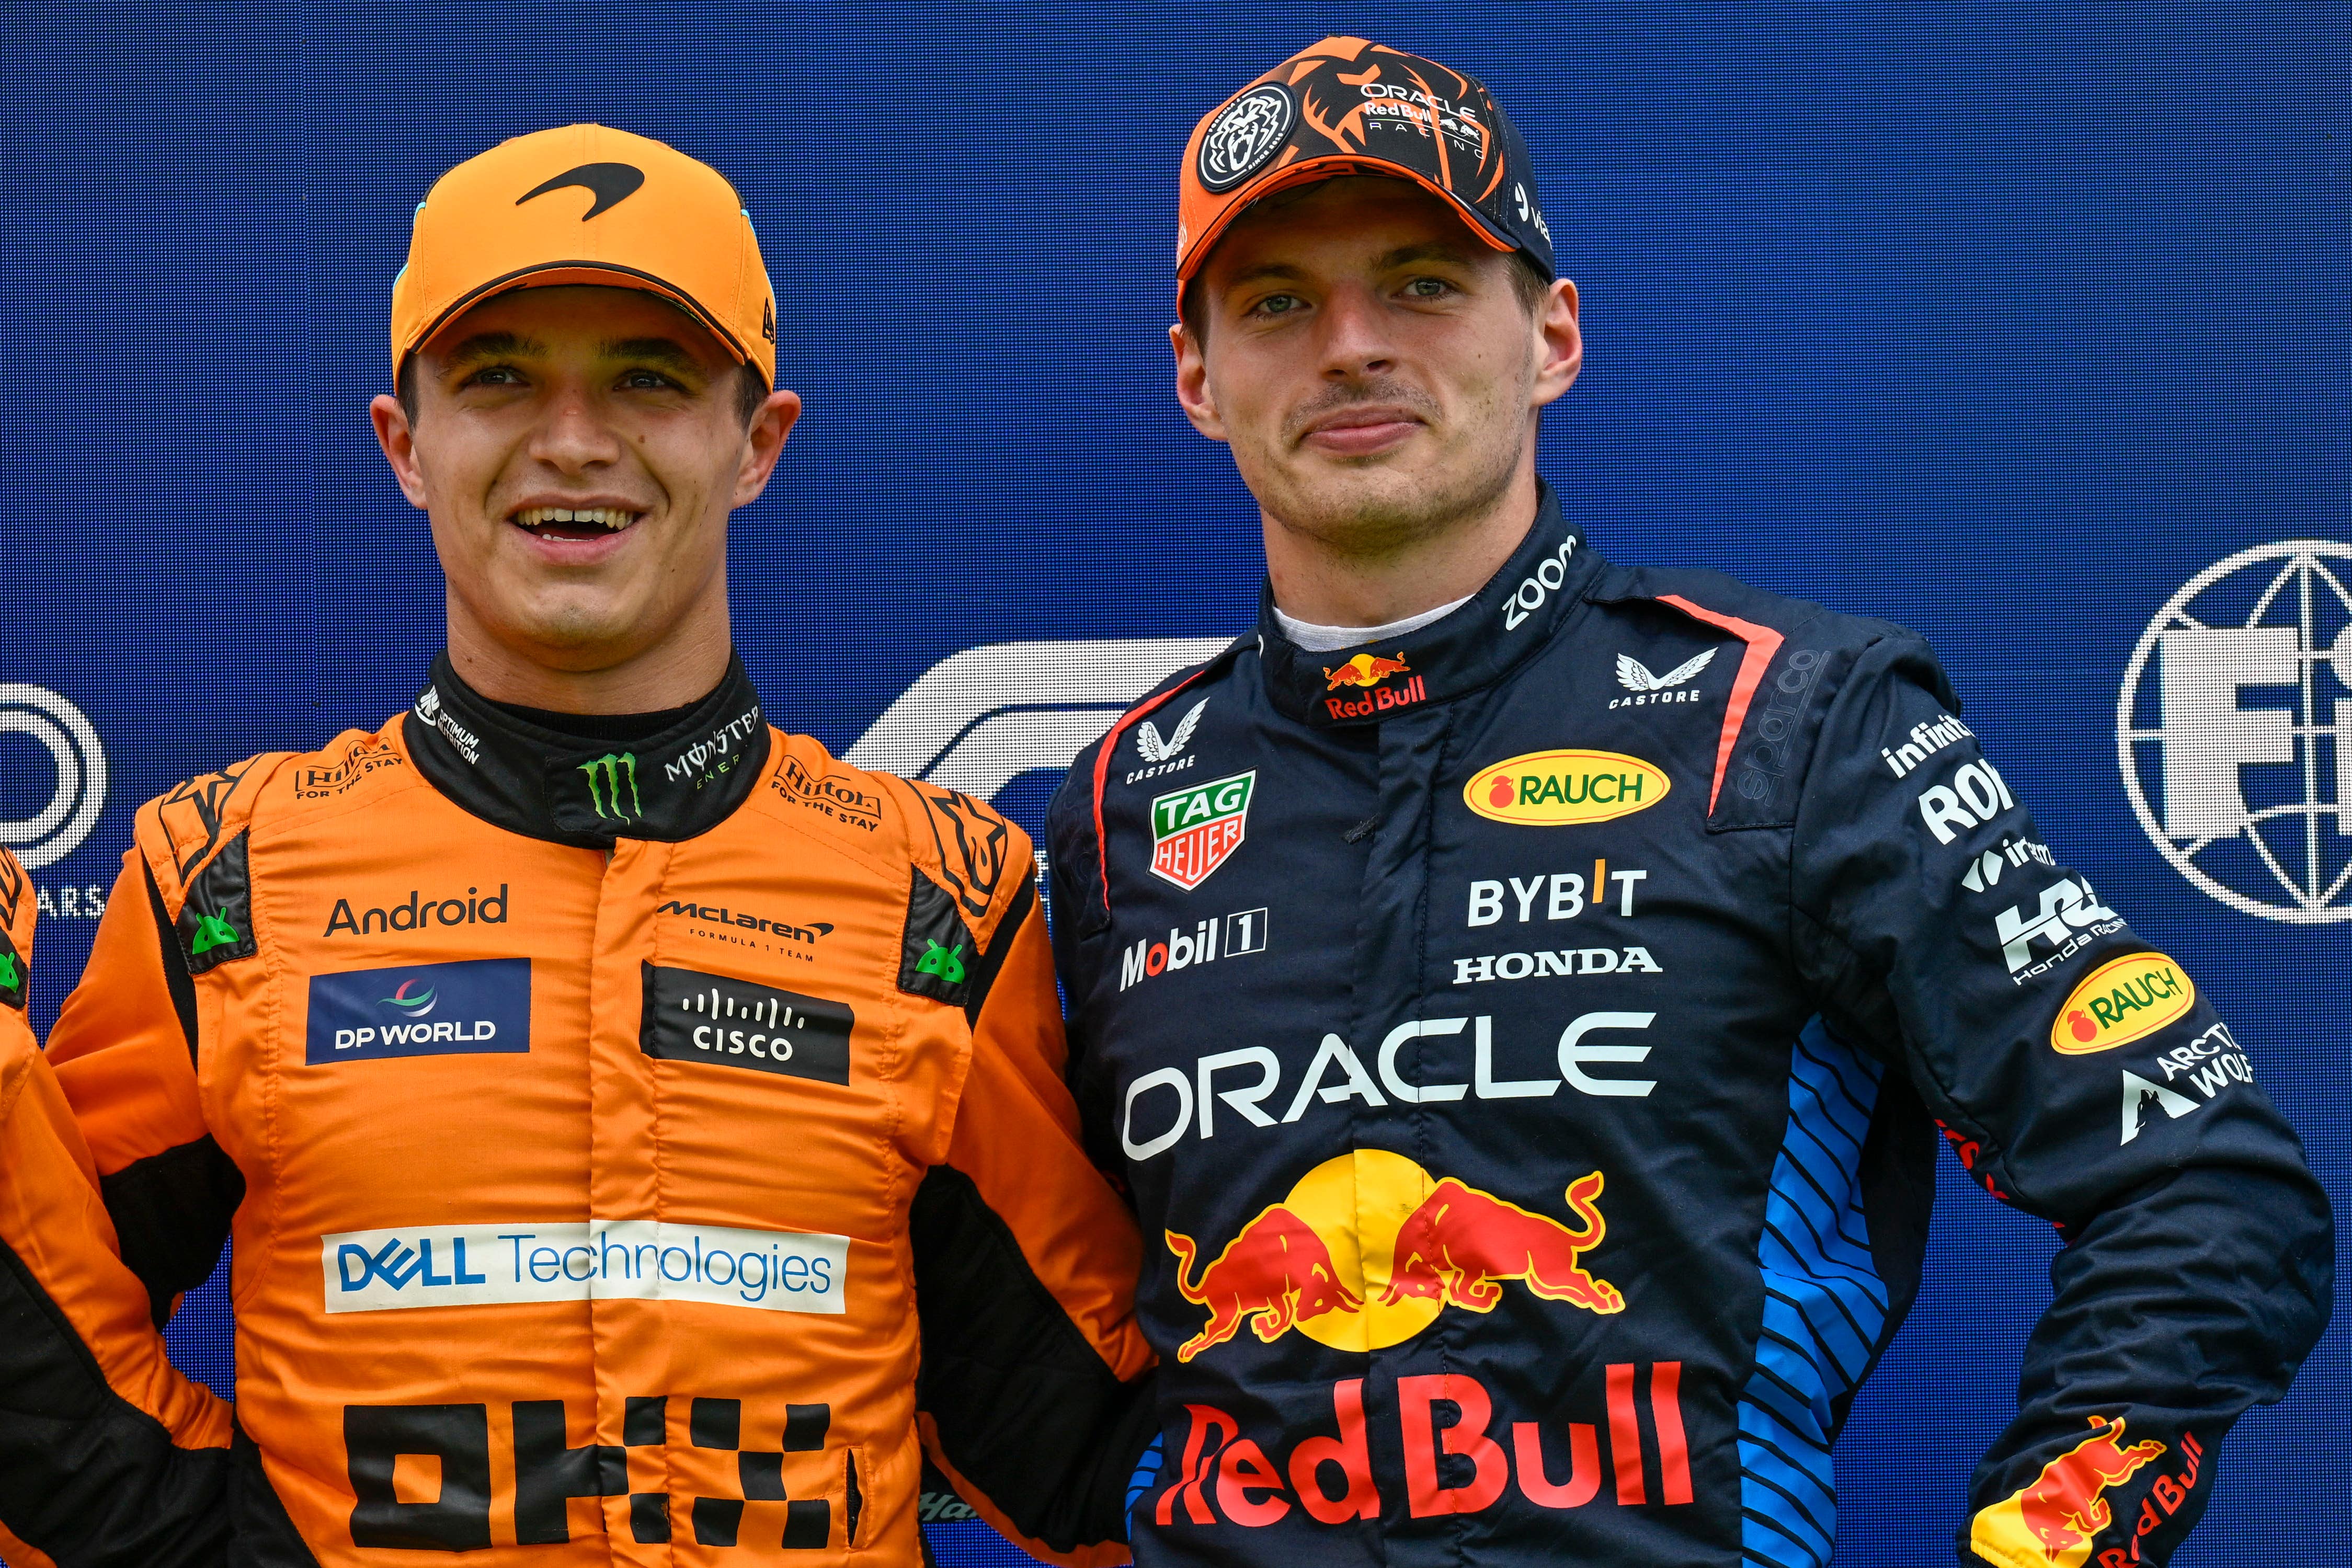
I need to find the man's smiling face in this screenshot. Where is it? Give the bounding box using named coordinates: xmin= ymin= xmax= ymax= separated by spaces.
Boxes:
xmin=1175 ymin=176 xmax=1574 ymax=557
xmin=376 ymin=283 xmax=795 ymax=676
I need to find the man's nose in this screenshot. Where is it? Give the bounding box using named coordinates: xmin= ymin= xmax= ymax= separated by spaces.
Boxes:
xmin=527 ymin=383 xmax=624 ymax=473
xmin=1317 ymin=287 xmax=1397 ymax=380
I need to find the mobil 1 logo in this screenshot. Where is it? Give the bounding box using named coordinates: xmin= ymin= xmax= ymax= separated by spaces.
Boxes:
xmin=306 ymin=958 xmax=531 ymax=1065
xmin=1120 ymin=908 xmax=1269 ymax=992
xmin=641 ymin=964 xmax=852 ymax=1085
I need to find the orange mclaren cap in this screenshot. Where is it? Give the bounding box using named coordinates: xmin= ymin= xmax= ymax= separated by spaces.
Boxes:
xmin=1177 ymin=37 xmax=1555 ymax=289
xmin=389 ymin=124 xmax=776 ymax=386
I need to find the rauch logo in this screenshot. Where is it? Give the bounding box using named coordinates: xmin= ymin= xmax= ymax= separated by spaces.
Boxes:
xmin=1464 ymin=751 xmax=1669 ymax=827
xmin=1150 ymin=772 xmax=1255 ymax=891
xmin=2050 ymin=952 xmax=2195 ymax=1055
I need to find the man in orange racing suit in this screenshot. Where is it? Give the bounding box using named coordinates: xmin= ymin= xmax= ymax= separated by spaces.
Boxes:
xmin=1 ymin=846 xmax=236 ymax=1568
xmin=16 ymin=125 xmax=1155 ymax=1565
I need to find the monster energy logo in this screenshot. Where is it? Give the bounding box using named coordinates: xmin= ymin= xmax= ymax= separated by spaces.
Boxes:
xmin=579 ymin=753 xmax=642 ymax=820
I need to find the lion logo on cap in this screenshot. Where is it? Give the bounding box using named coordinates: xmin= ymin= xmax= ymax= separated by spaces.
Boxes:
xmin=1199 ymin=83 xmax=1296 ymax=193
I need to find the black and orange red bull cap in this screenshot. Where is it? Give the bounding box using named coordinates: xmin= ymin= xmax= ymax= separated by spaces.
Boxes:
xmin=1176 ymin=37 xmax=1556 ymax=288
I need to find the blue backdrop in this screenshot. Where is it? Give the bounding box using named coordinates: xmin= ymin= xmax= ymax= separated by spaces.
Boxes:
xmin=2 ymin=5 xmax=2344 ymax=1563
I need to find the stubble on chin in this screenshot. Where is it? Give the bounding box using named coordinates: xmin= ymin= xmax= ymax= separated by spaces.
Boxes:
xmin=1252 ymin=419 xmax=1529 ymax=564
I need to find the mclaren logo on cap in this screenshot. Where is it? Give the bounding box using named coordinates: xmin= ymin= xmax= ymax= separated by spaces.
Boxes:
xmin=1198 ymin=83 xmax=1295 ymax=193
xmin=516 ymin=162 xmax=646 ymax=220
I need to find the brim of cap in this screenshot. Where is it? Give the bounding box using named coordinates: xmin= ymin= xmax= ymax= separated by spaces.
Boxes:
xmin=401 ymin=261 xmax=755 ymax=371
xmin=1178 ymin=153 xmax=1521 ymax=284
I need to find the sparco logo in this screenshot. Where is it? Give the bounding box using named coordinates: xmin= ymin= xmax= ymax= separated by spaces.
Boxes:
xmin=2119 ymin=540 xmax=2352 ymax=923
xmin=579 ymin=752 xmax=640 ymax=819
xmin=1198 ymin=83 xmax=1294 ymax=193
xmin=0 ymin=684 xmax=107 ymax=870
xmin=1732 ymin=649 xmax=1822 ymax=807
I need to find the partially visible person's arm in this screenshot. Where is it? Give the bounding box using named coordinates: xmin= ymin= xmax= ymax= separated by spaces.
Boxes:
xmin=1788 ymin=635 xmax=2332 ymax=1568
xmin=0 ymin=846 xmax=233 ymax=1568
xmin=906 ymin=803 xmax=1158 ymax=1567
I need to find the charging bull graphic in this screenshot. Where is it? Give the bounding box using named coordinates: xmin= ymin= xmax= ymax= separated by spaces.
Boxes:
xmin=1969 ymin=1415 xmax=2166 ymax=1568
xmin=1165 ymin=1155 xmax=1623 ymax=1361
xmin=1166 ymin=1206 xmax=1363 ymax=1361
xmin=1323 ymin=652 xmax=1411 ymax=690
xmin=1381 ymin=1172 xmax=1624 ymax=1314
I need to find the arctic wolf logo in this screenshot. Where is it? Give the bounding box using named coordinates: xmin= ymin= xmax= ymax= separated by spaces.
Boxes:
xmin=1136 ymin=698 xmax=1209 ymax=764
xmin=1615 ymin=650 xmax=1716 ymax=692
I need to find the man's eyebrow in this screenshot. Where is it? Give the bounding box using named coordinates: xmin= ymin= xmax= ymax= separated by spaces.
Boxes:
xmin=1220 ymin=261 xmax=1310 ymax=290
xmin=1372 ymin=241 xmax=1480 ymax=271
xmin=600 ymin=337 xmax=705 ymax=376
xmin=439 ymin=331 xmax=545 ymax=370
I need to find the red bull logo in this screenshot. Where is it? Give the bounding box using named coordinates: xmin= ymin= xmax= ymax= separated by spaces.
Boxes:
xmin=1321 ymin=652 xmax=1429 ymax=719
xmin=1163 ymin=1151 xmax=1622 ymax=1360
xmin=1382 ymin=1172 xmax=1624 ymax=1315
xmin=1153 ymin=1366 xmax=1692 ymax=1530
xmin=1969 ymin=1416 xmax=2187 ymax=1568
xmin=1167 ymin=1206 xmax=1362 ymax=1362
xmin=1324 ymin=651 xmax=1412 ymax=689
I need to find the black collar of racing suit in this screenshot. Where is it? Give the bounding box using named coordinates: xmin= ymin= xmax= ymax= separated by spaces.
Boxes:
xmin=1254 ymin=479 xmax=1597 ymax=727
xmin=403 ymin=650 xmax=772 ymax=848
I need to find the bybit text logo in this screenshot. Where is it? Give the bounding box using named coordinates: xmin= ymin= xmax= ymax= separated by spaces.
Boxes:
xmin=2119 ymin=541 xmax=2352 ymax=922
xmin=581 ymin=752 xmax=641 ymax=820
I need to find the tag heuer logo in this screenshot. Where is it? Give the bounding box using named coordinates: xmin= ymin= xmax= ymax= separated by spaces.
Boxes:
xmin=1149 ymin=771 xmax=1254 ymax=890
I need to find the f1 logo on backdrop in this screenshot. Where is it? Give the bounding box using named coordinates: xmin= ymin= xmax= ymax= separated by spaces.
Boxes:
xmin=843 ymin=639 xmax=1230 ymax=801
xmin=0 ymin=684 xmax=107 ymax=871
xmin=2119 ymin=541 xmax=2352 ymax=923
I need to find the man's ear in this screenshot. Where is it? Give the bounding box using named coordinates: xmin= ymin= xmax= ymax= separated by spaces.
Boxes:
xmin=1529 ymin=278 xmax=1582 ymax=410
xmin=370 ymin=394 xmax=430 ymax=509
xmin=731 ymin=387 xmax=804 ymax=508
xmin=1170 ymin=321 xmax=1229 ymax=444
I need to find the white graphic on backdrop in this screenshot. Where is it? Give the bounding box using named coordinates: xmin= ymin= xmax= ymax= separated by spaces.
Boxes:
xmin=2117 ymin=541 xmax=2352 ymax=923
xmin=0 ymin=684 xmax=108 ymax=871
xmin=844 ymin=638 xmax=1230 ymax=799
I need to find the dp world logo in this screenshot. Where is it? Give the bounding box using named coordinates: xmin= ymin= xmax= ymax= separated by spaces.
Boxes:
xmin=1 ymin=684 xmax=107 ymax=871
xmin=2118 ymin=541 xmax=2352 ymax=922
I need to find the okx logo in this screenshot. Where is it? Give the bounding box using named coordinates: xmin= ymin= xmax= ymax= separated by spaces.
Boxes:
xmin=580 ymin=752 xmax=641 ymax=820
xmin=2120 ymin=541 xmax=2352 ymax=922
xmin=305 ymin=957 xmax=531 ymax=1065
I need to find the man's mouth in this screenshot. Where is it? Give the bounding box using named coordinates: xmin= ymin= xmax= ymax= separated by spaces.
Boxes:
xmin=510 ymin=505 xmax=643 ymax=542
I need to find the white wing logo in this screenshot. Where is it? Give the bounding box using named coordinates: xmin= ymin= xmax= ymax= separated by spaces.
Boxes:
xmin=1135 ymin=697 xmax=1210 ymax=764
xmin=1616 ymin=649 xmax=1717 ymax=693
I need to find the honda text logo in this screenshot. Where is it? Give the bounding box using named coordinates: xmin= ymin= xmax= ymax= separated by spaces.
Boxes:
xmin=2118 ymin=541 xmax=2352 ymax=922
xmin=0 ymin=684 xmax=107 ymax=869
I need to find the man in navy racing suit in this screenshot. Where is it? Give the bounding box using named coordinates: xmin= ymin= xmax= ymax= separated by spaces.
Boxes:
xmin=1045 ymin=36 xmax=2331 ymax=1568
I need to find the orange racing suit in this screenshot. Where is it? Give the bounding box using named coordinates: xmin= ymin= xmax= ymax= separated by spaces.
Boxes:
xmin=0 ymin=847 xmax=234 ymax=1568
xmin=31 ymin=654 xmax=1155 ymax=1565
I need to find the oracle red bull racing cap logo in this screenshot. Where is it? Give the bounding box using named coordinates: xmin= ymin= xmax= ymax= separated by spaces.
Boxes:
xmin=1163 ymin=1149 xmax=1622 ymax=1361
xmin=1150 ymin=771 xmax=1254 ymax=890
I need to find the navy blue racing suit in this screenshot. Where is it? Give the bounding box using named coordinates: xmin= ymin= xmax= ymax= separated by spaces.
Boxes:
xmin=1046 ymin=485 xmax=2330 ymax=1568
